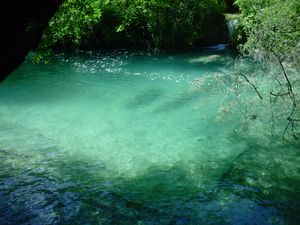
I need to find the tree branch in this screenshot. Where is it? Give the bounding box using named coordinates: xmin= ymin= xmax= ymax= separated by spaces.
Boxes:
xmin=239 ymin=73 xmax=264 ymax=100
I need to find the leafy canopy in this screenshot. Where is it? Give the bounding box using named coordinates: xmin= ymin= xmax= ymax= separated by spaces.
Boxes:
xmin=36 ymin=0 xmax=226 ymax=61
xmin=35 ymin=0 xmax=103 ymax=62
xmin=235 ymin=0 xmax=300 ymax=64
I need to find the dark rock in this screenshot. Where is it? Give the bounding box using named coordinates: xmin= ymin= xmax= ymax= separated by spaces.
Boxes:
xmin=0 ymin=0 xmax=62 ymax=82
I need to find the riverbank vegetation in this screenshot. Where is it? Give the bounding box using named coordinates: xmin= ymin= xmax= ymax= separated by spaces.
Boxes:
xmin=225 ymin=0 xmax=300 ymax=141
xmin=35 ymin=0 xmax=227 ymax=62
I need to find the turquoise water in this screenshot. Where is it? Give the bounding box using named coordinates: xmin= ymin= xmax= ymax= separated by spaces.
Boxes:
xmin=0 ymin=51 xmax=299 ymax=224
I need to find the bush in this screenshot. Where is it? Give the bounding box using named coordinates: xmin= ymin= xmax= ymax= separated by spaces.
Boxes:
xmin=235 ymin=0 xmax=300 ymax=64
xmin=36 ymin=0 xmax=226 ymax=56
xmin=230 ymin=0 xmax=300 ymax=140
xmin=34 ymin=0 xmax=102 ymax=62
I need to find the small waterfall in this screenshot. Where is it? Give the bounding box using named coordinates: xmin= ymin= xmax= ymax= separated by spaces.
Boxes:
xmin=226 ymin=19 xmax=237 ymax=40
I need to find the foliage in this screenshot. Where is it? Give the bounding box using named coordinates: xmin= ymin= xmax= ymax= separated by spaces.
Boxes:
xmin=114 ymin=0 xmax=226 ymax=49
xmin=235 ymin=0 xmax=300 ymax=64
xmin=36 ymin=0 xmax=226 ymax=59
xmin=230 ymin=0 xmax=300 ymax=140
xmin=34 ymin=0 xmax=102 ymax=62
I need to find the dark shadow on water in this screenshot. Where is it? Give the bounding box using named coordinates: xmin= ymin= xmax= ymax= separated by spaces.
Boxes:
xmin=1 ymin=140 xmax=300 ymax=225
xmin=216 ymin=131 xmax=300 ymax=225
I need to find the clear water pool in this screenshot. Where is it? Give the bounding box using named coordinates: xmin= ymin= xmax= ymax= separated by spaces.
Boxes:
xmin=0 ymin=51 xmax=299 ymax=224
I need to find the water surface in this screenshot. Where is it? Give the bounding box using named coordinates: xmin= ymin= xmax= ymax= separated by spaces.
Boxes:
xmin=0 ymin=51 xmax=299 ymax=224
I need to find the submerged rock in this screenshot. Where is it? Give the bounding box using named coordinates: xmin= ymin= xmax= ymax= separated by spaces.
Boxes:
xmin=126 ymin=89 xmax=164 ymax=108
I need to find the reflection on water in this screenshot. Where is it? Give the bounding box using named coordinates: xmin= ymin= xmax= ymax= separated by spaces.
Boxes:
xmin=0 ymin=51 xmax=299 ymax=224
